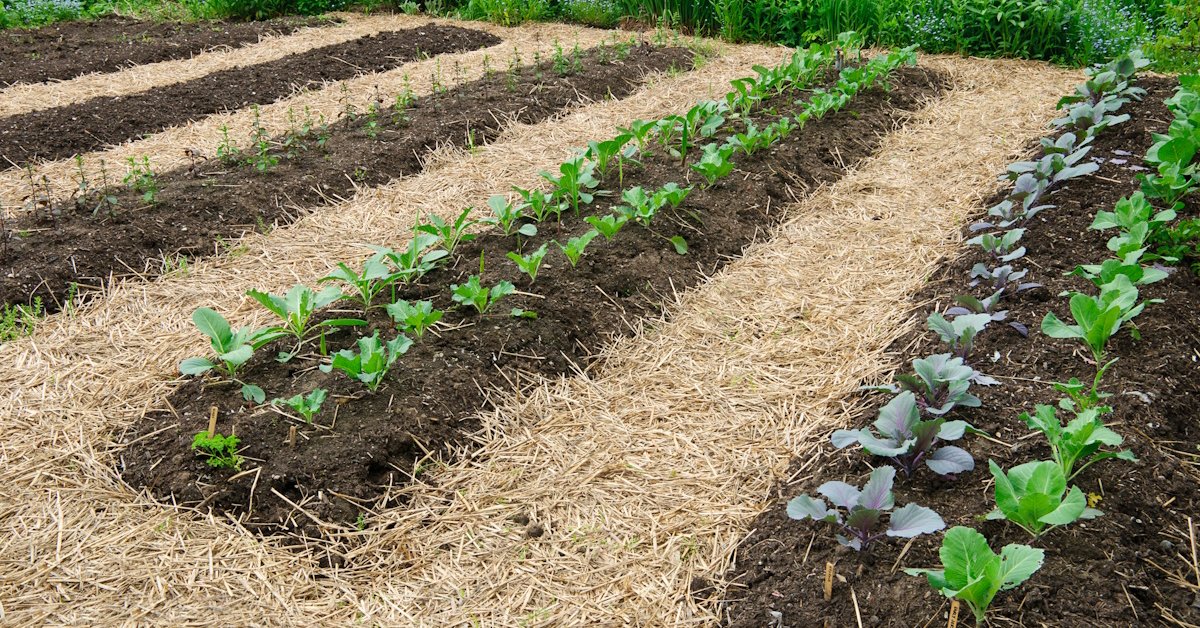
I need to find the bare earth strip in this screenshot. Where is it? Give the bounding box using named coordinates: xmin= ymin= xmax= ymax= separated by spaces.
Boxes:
xmin=0 ymin=43 xmax=788 ymax=626
xmin=0 ymin=13 xmax=381 ymax=118
xmin=0 ymin=17 xmax=626 ymax=212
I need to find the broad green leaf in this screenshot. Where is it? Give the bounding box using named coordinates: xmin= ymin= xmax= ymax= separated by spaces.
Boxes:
xmin=997 ymin=543 xmax=1045 ymax=590
xmin=192 ymin=307 xmax=232 ymax=345
xmin=179 ymin=357 xmax=215 ymax=376
xmin=1039 ymin=486 xmax=1087 ymax=525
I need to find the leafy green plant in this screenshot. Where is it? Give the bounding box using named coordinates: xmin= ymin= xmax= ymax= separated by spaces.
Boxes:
xmin=1020 ymin=404 xmax=1136 ymax=482
xmin=414 ymin=207 xmax=478 ymax=256
xmin=386 ymin=299 xmax=443 ymax=338
xmin=123 ymin=156 xmax=158 ymax=204
xmin=906 ymin=527 xmax=1044 ymax=626
xmin=273 ymin=388 xmax=327 ymax=424
xmin=179 ymin=307 xmax=284 ymax=389
xmin=585 ymin=213 xmax=629 ymax=240
xmin=217 ymin=125 xmax=242 ymax=165
xmin=1041 ymin=276 xmax=1155 ymax=362
xmin=786 ymin=465 xmax=945 ymax=551
xmin=320 ymin=332 xmax=411 ymax=392
xmin=247 ymin=285 xmax=364 ymax=347
xmin=248 ymin=105 xmax=278 ymax=172
xmin=691 ymin=142 xmax=737 ymax=186
xmin=542 ymin=157 xmax=602 ymax=216
xmin=484 ymin=194 xmax=537 ymax=237
xmin=557 ymin=229 xmax=599 ymax=267
xmin=513 ymin=186 xmax=563 ymax=222
xmin=191 ymin=431 xmax=243 ymax=470
xmin=832 ymin=391 xmax=975 ymax=477
xmin=319 ymin=253 xmax=398 ymax=311
xmin=371 ymin=235 xmax=450 ymax=287
xmin=451 ymin=276 xmax=516 ymax=314
xmin=584 ymin=134 xmax=633 ymax=179
xmin=507 ymin=243 xmax=550 ymax=283
xmin=967 ymin=228 xmax=1026 ymax=263
xmin=986 ymin=460 xmax=1101 ymax=539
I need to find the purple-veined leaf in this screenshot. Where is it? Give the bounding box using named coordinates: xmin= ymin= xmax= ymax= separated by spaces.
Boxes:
xmin=859 ymin=466 xmax=896 ymax=511
xmin=887 ymin=503 xmax=945 ymax=538
xmin=926 ymin=445 xmax=975 ymax=475
xmin=817 ymin=481 xmax=861 ymax=511
xmin=786 ymin=495 xmax=836 ymax=522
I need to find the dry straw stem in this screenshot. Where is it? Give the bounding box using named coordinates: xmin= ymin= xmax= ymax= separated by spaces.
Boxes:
xmin=0 ymin=41 xmax=785 ymax=625
xmin=0 ymin=13 xmax=384 ymax=118
xmin=0 ymin=16 xmax=622 ymax=212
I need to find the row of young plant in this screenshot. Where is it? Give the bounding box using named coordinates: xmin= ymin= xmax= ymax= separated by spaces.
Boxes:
xmin=785 ymin=50 xmax=1165 ymax=625
xmin=181 ymin=34 xmax=914 ymax=469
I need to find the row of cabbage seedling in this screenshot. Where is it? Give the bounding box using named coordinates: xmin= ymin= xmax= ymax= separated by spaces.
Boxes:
xmin=184 ymin=36 xmax=916 ymax=469
xmin=784 ymin=51 xmax=1187 ymax=624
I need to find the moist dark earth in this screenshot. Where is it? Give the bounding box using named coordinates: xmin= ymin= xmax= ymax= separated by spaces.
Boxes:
xmin=0 ymin=15 xmax=330 ymax=86
xmin=0 ymin=23 xmax=500 ymax=164
xmin=118 ymin=65 xmax=948 ymax=544
xmin=0 ymin=45 xmax=694 ymax=312
xmin=720 ymin=76 xmax=1200 ymax=627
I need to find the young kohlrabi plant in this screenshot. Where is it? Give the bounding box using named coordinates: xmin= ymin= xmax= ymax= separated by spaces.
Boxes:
xmin=927 ymin=312 xmax=992 ymax=360
xmin=585 ymin=213 xmax=628 ymax=240
xmin=273 ymin=388 xmax=327 ymax=424
xmin=1020 ymin=404 xmax=1136 ymax=481
xmin=556 ymin=229 xmax=599 ymax=267
xmin=832 ymin=391 xmax=976 ymax=477
xmin=179 ymin=307 xmax=285 ymax=401
xmin=247 ymin=284 xmax=365 ymax=348
xmin=414 ymin=206 xmax=477 ymax=256
xmin=484 ymin=194 xmax=537 ymax=237
xmin=865 ymin=353 xmax=994 ymax=416
xmin=690 ymin=143 xmax=736 ymax=187
xmin=191 ymin=431 xmax=243 ymax=470
xmin=386 ymin=299 xmax=442 ymax=338
xmin=786 ymin=465 xmax=945 ymax=551
xmin=451 ymin=276 xmax=515 ymax=314
xmin=906 ymin=527 xmax=1044 ymax=626
xmin=320 ymin=332 xmax=412 ymax=392
xmin=986 ymin=459 xmax=1102 ymax=539
xmin=507 ymin=243 xmax=550 ymax=283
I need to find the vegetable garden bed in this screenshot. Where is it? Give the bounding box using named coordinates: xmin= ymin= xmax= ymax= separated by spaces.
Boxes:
xmin=0 ymin=23 xmax=500 ymax=165
xmin=0 ymin=16 xmax=330 ymax=87
xmin=722 ymin=70 xmax=1200 ymax=626
xmin=118 ymin=54 xmax=948 ymax=540
xmin=0 ymin=43 xmax=692 ymax=313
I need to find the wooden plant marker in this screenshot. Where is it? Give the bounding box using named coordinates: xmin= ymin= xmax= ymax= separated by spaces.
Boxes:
xmin=824 ymin=561 xmax=834 ymax=601
xmin=948 ymin=599 xmax=960 ymax=628
xmin=207 ymin=406 xmax=218 ymax=437
xmin=288 ymin=425 xmax=297 ymax=447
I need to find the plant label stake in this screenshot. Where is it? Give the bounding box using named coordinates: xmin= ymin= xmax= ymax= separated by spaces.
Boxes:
xmin=288 ymin=425 xmax=297 ymax=448
xmin=207 ymin=406 xmax=218 ymax=438
xmin=948 ymin=600 xmax=960 ymax=628
xmin=824 ymin=561 xmax=834 ymax=601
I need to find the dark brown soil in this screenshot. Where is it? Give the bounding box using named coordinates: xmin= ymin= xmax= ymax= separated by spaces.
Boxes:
xmin=0 ymin=45 xmax=693 ymax=312
xmin=0 ymin=23 xmax=500 ymax=165
xmin=721 ymin=77 xmax=1200 ymax=627
xmin=0 ymin=16 xmax=330 ymax=87
xmin=117 ymin=65 xmax=948 ymax=543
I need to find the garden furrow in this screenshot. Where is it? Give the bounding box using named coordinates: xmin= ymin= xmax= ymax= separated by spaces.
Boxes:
xmin=0 ymin=19 xmax=616 ymax=213
xmin=0 ymin=43 xmax=695 ymax=313
xmin=325 ymin=56 xmax=1079 ymax=625
xmin=0 ymin=14 xmax=340 ymax=108
xmin=0 ymin=23 xmax=501 ymax=166
xmin=0 ymin=43 xmax=787 ymax=625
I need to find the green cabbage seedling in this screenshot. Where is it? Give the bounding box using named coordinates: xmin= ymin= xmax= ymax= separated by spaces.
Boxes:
xmin=690 ymin=143 xmax=736 ymax=187
xmin=1041 ymin=275 xmax=1156 ymax=362
xmin=556 ymin=230 xmax=599 ymax=267
xmin=986 ymin=460 xmax=1101 ymax=539
xmin=1020 ymin=404 xmax=1136 ymax=481
xmin=274 ymin=388 xmax=327 ymax=424
xmin=191 ymin=431 xmax=243 ymax=470
xmin=513 ymin=186 xmax=563 ymax=222
xmin=247 ymin=285 xmax=365 ymax=347
xmin=484 ymin=194 xmax=537 ymax=237
xmin=507 ymin=243 xmax=550 ymax=283
xmin=370 ymin=235 xmax=449 ymax=286
xmin=179 ymin=307 xmax=285 ymax=397
xmin=386 ymin=299 xmax=442 ymax=338
xmin=319 ymin=252 xmax=400 ymax=310
xmin=906 ymin=527 xmax=1044 ymax=625
xmin=414 ymin=207 xmax=477 ymax=256
xmin=585 ymin=213 xmax=628 ymax=240
xmin=451 ymin=276 xmax=515 ymax=314
xmin=320 ymin=332 xmax=411 ymax=392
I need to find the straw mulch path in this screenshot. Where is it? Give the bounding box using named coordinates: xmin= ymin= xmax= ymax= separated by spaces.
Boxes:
xmin=0 ymin=16 xmax=624 ymax=212
xmin=0 ymin=40 xmax=788 ymax=625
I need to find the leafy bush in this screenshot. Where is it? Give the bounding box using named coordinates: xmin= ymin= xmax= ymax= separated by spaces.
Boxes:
xmin=205 ymin=0 xmax=346 ymax=20
xmin=461 ymin=0 xmax=549 ymax=25
xmin=191 ymin=431 xmax=243 ymax=469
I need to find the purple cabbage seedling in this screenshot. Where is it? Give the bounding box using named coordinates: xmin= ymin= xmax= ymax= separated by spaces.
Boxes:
xmin=832 ymin=391 xmax=975 ymax=477
xmin=946 ymin=291 xmax=1028 ymax=336
xmin=867 ymin=352 xmax=994 ymax=416
xmin=966 ymin=228 xmax=1026 ymax=263
xmin=926 ymin=312 xmax=992 ymax=360
xmin=786 ymin=465 xmax=945 ymax=551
